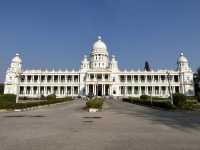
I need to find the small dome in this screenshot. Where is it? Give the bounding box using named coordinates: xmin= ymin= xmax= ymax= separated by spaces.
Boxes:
xmin=178 ymin=52 xmax=188 ymax=63
xmin=92 ymin=36 xmax=108 ymax=55
xmin=12 ymin=53 xmax=22 ymax=63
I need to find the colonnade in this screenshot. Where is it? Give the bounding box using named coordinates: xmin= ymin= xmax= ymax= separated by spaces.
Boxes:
xmin=119 ymin=86 xmax=180 ymax=96
xmin=85 ymin=84 xmax=110 ymax=96
xmin=19 ymin=86 xmax=79 ymax=97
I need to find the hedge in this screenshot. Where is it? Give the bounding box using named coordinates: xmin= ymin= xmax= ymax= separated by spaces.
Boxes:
xmin=0 ymin=95 xmax=73 ymax=110
xmin=0 ymin=94 xmax=16 ymax=102
xmin=122 ymin=97 xmax=174 ymax=109
xmin=140 ymin=95 xmax=149 ymax=100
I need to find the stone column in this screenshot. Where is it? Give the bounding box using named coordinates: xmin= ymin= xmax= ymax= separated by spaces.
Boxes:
xmin=39 ymin=75 xmax=41 ymax=83
xmin=152 ymin=75 xmax=154 ymax=83
xmin=31 ymin=76 xmax=34 ymax=83
xmin=94 ymin=84 xmax=96 ymax=96
xmin=138 ymin=86 xmax=141 ymax=95
xmin=44 ymin=86 xmax=46 ymax=96
xmin=145 ymin=86 xmax=147 ymax=95
xmin=102 ymin=84 xmax=104 ymax=96
xmin=57 ymin=86 xmax=60 ymax=96
xmin=85 ymin=85 xmax=88 ymax=96
xmin=132 ymin=86 xmax=134 ymax=95
xmin=159 ymin=86 xmax=161 ymax=96
xmin=124 ymin=86 xmax=126 ymax=96
xmin=24 ymin=86 xmax=27 ymax=96
xmin=31 ymin=86 xmax=33 ymax=96
xmin=50 ymin=86 xmax=54 ymax=94
xmin=72 ymin=86 xmax=74 ymax=96
xmin=38 ymin=86 xmax=40 ymax=97
xmin=102 ymin=84 xmax=105 ymax=96
xmin=25 ymin=75 xmax=27 ymax=83
xmin=93 ymin=84 xmax=95 ymax=95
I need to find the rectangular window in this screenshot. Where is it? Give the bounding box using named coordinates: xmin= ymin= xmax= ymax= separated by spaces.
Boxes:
xmin=120 ymin=75 xmax=125 ymax=82
xmin=127 ymin=75 xmax=132 ymax=82
xmin=127 ymin=86 xmax=132 ymax=95
xmin=174 ymin=75 xmax=179 ymax=82
xmin=134 ymin=86 xmax=139 ymax=94
xmin=134 ymin=75 xmax=138 ymax=82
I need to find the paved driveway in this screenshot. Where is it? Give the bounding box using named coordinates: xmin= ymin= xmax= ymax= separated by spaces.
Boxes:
xmin=0 ymin=99 xmax=200 ymax=150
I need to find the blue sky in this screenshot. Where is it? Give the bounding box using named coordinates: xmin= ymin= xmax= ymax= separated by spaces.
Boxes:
xmin=0 ymin=0 xmax=200 ymax=82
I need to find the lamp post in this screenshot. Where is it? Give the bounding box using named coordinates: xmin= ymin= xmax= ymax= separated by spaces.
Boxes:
xmin=150 ymin=76 xmax=153 ymax=105
xmin=96 ymin=80 xmax=98 ymax=98
xmin=166 ymin=71 xmax=173 ymax=105
xmin=15 ymin=72 xmax=21 ymax=103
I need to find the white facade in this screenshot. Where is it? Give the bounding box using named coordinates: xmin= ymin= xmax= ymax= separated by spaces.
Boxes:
xmin=4 ymin=36 xmax=195 ymax=98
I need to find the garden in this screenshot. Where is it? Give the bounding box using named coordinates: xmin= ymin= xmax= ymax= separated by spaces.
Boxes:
xmin=122 ymin=93 xmax=199 ymax=110
xmin=0 ymin=94 xmax=73 ymax=110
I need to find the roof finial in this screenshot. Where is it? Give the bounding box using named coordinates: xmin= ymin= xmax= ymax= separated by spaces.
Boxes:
xmin=180 ymin=52 xmax=184 ymax=56
xmin=98 ymin=35 xmax=102 ymax=40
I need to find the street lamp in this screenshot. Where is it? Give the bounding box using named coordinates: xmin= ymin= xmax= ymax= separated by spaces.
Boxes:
xmin=15 ymin=72 xmax=21 ymax=103
xmin=96 ymin=80 xmax=98 ymax=98
xmin=166 ymin=71 xmax=173 ymax=105
xmin=150 ymin=76 xmax=153 ymax=105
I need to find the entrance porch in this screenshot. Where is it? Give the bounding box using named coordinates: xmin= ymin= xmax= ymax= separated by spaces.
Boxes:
xmin=87 ymin=84 xmax=110 ymax=96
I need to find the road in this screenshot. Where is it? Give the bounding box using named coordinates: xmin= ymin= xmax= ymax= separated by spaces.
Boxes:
xmin=0 ymin=99 xmax=200 ymax=150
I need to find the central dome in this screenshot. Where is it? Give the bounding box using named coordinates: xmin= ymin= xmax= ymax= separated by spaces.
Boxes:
xmin=12 ymin=53 xmax=22 ymax=64
xmin=178 ymin=52 xmax=188 ymax=63
xmin=92 ymin=36 xmax=108 ymax=55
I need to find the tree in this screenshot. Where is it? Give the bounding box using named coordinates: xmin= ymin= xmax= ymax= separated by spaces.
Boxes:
xmin=194 ymin=67 xmax=200 ymax=101
xmin=0 ymin=83 xmax=4 ymax=94
xmin=144 ymin=61 xmax=151 ymax=71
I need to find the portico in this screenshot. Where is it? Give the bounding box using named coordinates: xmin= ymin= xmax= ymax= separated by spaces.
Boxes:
xmin=86 ymin=83 xmax=110 ymax=96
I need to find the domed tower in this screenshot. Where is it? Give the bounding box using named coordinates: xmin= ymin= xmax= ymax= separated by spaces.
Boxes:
xmin=110 ymin=55 xmax=119 ymax=72
xmin=4 ymin=53 xmax=22 ymax=94
xmin=80 ymin=55 xmax=90 ymax=71
xmin=177 ymin=52 xmax=191 ymax=72
xmin=90 ymin=36 xmax=109 ymax=69
xmin=177 ymin=52 xmax=194 ymax=96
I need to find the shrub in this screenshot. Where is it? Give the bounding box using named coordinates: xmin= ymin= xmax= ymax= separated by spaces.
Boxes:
xmin=140 ymin=95 xmax=149 ymax=101
xmin=46 ymin=94 xmax=56 ymax=100
xmin=0 ymin=96 xmax=73 ymax=109
xmin=87 ymin=92 xmax=94 ymax=99
xmin=151 ymin=96 xmax=169 ymax=100
xmin=196 ymin=92 xmax=200 ymax=102
xmin=86 ymin=98 xmax=104 ymax=109
xmin=123 ymin=97 xmax=174 ymax=109
xmin=173 ymin=93 xmax=187 ymax=108
xmin=56 ymin=96 xmax=73 ymax=101
xmin=0 ymin=94 xmax=16 ymax=103
xmin=19 ymin=96 xmax=29 ymax=100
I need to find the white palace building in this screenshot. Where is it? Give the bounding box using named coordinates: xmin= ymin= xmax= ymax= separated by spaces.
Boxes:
xmin=4 ymin=36 xmax=195 ymax=98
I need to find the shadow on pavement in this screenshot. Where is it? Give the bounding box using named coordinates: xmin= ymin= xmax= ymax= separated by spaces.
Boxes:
xmin=108 ymin=99 xmax=200 ymax=131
